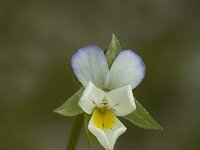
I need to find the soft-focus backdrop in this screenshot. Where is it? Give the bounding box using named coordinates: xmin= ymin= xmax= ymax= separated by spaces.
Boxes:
xmin=1 ymin=0 xmax=200 ymax=150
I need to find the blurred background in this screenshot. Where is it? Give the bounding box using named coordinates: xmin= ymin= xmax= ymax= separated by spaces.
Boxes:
xmin=1 ymin=0 xmax=200 ymax=150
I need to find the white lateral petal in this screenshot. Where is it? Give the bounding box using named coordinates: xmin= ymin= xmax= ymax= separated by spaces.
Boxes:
xmin=109 ymin=50 xmax=146 ymax=89
xmin=71 ymin=45 xmax=109 ymax=88
xmin=88 ymin=111 xmax=126 ymax=150
xmin=106 ymin=85 xmax=136 ymax=116
xmin=79 ymin=81 xmax=105 ymax=114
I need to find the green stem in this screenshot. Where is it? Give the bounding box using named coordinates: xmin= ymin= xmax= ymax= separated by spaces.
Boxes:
xmin=66 ymin=115 xmax=83 ymax=150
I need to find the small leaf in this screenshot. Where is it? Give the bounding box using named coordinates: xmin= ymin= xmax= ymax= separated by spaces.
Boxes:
xmin=124 ymin=100 xmax=163 ymax=131
xmin=84 ymin=113 xmax=96 ymax=148
xmin=106 ymin=34 xmax=122 ymax=69
xmin=54 ymin=87 xmax=84 ymax=116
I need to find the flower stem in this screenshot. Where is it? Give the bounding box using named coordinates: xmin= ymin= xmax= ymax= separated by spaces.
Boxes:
xmin=66 ymin=115 xmax=83 ymax=150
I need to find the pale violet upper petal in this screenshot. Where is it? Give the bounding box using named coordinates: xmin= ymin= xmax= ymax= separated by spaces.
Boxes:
xmin=106 ymin=85 xmax=136 ymax=116
xmin=79 ymin=81 xmax=105 ymax=114
xmin=108 ymin=50 xmax=146 ymax=90
xmin=71 ymin=45 xmax=109 ymax=89
xmin=88 ymin=112 xmax=126 ymax=150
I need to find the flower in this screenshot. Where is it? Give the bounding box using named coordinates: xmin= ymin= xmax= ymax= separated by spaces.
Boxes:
xmin=71 ymin=45 xmax=145 ymax=150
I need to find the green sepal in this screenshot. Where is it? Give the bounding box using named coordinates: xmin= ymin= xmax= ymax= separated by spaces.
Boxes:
xmin=54 ymin=87 xmax=84 ymax=117
xmin=124 ymin=100 xmax=163 ymax=131
xmin=84 ymin=113 xmax=96 ymax=149
xmin=106 ymin=34 xmax=122 ymax=69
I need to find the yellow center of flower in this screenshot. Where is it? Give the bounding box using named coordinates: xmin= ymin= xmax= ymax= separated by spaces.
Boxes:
xmin=93 ymin=107 xmax=115 ymax=130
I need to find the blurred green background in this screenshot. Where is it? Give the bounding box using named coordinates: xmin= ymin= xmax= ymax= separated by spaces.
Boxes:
xmin=1 ymin=0 xmax=200 ymax=150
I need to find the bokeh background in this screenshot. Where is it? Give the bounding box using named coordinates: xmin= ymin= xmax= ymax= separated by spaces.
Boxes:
xmin=1 ymin=0 xmax=200 ymax=150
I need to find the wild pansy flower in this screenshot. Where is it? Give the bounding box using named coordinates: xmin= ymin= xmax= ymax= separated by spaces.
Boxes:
xmin=71 ymin=45 xmax=145 ymax=150
xmin=55 ymin=35 xmax=162 ymax=150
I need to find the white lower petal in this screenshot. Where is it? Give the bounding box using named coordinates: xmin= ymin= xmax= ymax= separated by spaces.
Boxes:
xmin=106 ymin=85 xmax=136 ymax=116
xmin=88 ymin=109 xmax=126 ymax=150
xmin=79 ymin=81 xmax=105 ymax=114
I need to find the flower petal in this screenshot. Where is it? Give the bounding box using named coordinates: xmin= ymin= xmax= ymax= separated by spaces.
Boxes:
xmin=88 ymin=110 xmax=126 ymax=150
xmin=79 ymin=81 xmax=105 ymax=114
xmin=71 ymin=45 xmax=109 ymax=88
xmin=106 ymin=85 xmax=136 ymax=116
xmin=108 ymin=50 xmax=146 ymax=89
